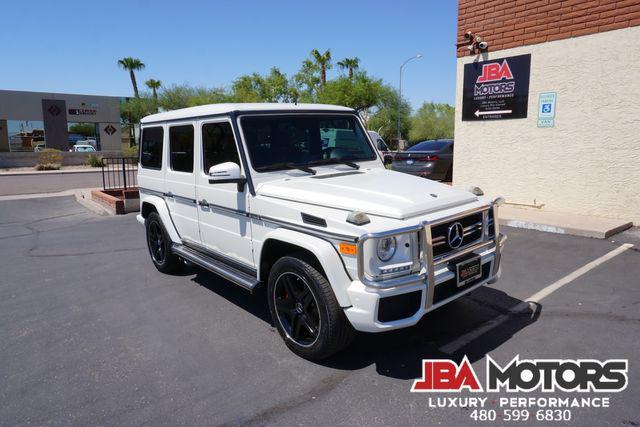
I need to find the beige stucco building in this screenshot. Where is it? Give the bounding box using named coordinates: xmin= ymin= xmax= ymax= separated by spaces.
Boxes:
xmin=453 ymin=1 xmax=640 ymax=225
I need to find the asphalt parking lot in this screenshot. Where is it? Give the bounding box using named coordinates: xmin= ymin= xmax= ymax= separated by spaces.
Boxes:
xmin=1 ymin=196 xmax=639 ymax=426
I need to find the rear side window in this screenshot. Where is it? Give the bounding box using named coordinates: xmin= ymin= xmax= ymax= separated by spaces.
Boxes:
xmin=140 ymin=126 xmax=164 ymax=169
xmin=202 ymin=122 xmax=240 ymax=173
xmin=169 ymin=125 xmax=194 ymax=173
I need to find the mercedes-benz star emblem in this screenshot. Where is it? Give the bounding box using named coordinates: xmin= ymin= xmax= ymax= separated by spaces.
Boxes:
xmin=447 ymin=222 xmax=464 ymax=249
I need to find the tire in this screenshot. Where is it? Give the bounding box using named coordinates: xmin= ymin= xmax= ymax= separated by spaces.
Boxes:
xmin=145 ymin=212 xmax=182 ymax=274
xmin=267 ymin=255 xmax=355 ymax=360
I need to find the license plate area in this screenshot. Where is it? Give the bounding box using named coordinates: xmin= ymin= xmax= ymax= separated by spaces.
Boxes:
xmin=455 ymin=255 xmax=482 ymax=287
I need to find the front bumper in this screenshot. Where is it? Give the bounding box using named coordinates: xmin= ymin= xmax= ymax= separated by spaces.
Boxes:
xmin=344 ymin=233 xmax=506 ymax=333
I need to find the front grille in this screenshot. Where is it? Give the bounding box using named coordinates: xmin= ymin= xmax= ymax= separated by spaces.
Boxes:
xmin=432 ymin=262 xmax=491 ymax=305
xmin=431 ymin=212 xmax=484 ymax=258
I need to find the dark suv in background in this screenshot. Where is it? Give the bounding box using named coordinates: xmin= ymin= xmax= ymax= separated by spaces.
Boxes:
xmin=391 ymin=139 xmax=453 ymax=182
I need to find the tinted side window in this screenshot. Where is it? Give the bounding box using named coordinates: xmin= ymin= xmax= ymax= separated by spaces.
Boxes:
xmin=202 ymin=122 xmax=240 ymax=172
xmin=140 ymin=126 xmax=164 ymax=169
xmin=169 ymin=125 xmax=194 ymax=173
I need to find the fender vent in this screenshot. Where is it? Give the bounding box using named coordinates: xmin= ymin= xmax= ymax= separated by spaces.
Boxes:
xmin=301 ymin=213 xmax=327 ymax=228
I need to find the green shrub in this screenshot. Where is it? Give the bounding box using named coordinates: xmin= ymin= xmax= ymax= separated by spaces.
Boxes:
xmin=36 ymin=149 xmax=62 ymax=170
xmin=86 ymin=154 xmax=104 ymax=167
xmin=123 ymin=145 xmax=139 ymax=158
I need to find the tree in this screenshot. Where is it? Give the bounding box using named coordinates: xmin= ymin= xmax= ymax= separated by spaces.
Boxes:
xmin=367 ymin=86 xmax=412 ymax=148
xmin=408 ymin=102 xmax=455 ymax=142
xmin=293 ymin=59 xmax=321 ymax=102
xmin=310 ymin=49 xmax=332 ymax=85
xmin=230 ymin=67 xmax=296 ymax=103
xmin=337 ymin=57 xmax=360 ymax=78
xmin=68 ymin=123 xmax=96 ymax=137
xmin=316 ymin=72 xmax=384 ymax=113
xmin=117 ymin=57 xmax=145 ymax=98
xmin=145 ymin=79 xmax=162 ymax=99
xmin=158 ymin=84 xmax=229 ymax=110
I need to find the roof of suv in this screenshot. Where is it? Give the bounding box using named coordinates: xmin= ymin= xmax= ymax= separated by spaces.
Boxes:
xmin=140 ymin=103 xmax=355 ymax=124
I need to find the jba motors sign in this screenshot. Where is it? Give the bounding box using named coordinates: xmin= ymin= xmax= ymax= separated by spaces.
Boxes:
xmin=411 ymin=356 xmax=628 ymax=393
xmin=462 ymin=54 xmax=531 ymax=121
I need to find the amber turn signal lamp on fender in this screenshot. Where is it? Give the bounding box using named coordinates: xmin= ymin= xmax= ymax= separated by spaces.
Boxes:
xmin=339 ymin=243 xmax=357 ymax=256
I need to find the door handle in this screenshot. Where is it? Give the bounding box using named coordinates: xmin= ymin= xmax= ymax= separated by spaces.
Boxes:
xmin=164 ymin=191 xmax=174 ymax=198
xmin=198 ymin=199 xmax=209 ymax=207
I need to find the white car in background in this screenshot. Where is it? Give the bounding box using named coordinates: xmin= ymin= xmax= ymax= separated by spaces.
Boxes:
xmin=70 ymin=144 xmax=97 ymax=152
xmin=137 ymin=103 xmax=506 ymax=360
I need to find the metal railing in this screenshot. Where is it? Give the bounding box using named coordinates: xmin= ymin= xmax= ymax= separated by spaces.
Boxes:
xmin=101 ymin=157 xmax=138 ymax=190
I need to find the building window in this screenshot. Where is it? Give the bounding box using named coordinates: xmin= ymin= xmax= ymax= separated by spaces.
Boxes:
xmin=202 ymin=122 xmax=240 ymax=173
xmin=7 ymin=120 xmax=45 ymax=152
xmin=140 ymin=126 xmax=164 ymax=169
xmin=68 ymin=123 xmax=100 ymax=151
xmin=169 ymin=124 xmax=194 ymax=173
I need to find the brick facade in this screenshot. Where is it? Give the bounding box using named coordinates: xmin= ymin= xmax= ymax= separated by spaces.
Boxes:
xmin=457 ymin=0 xmax=640 ymax=57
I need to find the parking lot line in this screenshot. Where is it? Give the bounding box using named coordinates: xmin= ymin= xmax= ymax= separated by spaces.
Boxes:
xmin=439 ymin=243 xmax=634 ymax=354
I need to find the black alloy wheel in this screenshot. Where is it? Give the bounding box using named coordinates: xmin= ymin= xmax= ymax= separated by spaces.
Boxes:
xmin=273 ymin=272 xmax=321 ymax=347
xmin=267 ymin=255 xmax=355 ymax=360
xmin=148 ymin=221 xmax=166 ymax=264
xmin=145 ymin=212 xmax=182 ymax=274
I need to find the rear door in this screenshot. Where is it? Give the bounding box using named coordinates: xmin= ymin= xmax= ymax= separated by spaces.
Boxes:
xmin=164 ymin=122 xmax=199 ymax=241
xmin=195 ymin=118 xmax=254 ymax=267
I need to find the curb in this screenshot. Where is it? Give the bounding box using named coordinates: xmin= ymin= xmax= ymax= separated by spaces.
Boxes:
xmin=0 ymin=168 xmax=104 ymax=177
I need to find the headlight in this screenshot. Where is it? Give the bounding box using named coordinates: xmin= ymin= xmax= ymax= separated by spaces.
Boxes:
xmin=376 ymin=237 xmax=397 ymax=261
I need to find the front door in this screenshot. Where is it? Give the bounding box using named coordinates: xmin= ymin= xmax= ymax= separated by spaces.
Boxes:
xmin=195 ymin=119 xmax=254 ymax=267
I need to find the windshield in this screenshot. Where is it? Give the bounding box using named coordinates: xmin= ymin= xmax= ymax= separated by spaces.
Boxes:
xmin=240 ymin=115 xmax=377 ymax=171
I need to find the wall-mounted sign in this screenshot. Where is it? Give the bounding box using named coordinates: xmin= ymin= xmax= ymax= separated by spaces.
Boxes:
xmin=537 ymin=92 xmax=556 ymax=128
xmin=68 ymin=108 xmax=97 ymax=115
xmin=462 ymin=54 xmax=531 ymax=121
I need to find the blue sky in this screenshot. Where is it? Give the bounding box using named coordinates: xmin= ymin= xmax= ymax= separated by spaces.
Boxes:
xmin=2 ymin=0 xmax=457 ymax=110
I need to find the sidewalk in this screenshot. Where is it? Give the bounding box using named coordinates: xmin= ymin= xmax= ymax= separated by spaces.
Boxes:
xmin=499 ymin=205 xmax=633 ymax=239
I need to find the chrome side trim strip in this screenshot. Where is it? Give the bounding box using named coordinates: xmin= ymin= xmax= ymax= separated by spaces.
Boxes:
xmin=139 ymin=187 xmax=164 ymax=197
xmin=143 ymin=186 xmax=359 ymax=243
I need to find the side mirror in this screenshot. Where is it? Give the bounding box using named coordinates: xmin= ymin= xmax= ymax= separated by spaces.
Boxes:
xmin=208 ymin=162 xmax=246 ymax=191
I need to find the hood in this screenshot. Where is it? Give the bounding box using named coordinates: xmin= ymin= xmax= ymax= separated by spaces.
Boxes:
xmin=256 ymin=168 xmax=477 ymax=220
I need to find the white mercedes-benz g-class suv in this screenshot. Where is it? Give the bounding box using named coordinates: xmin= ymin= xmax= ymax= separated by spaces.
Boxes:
xmin=137 ymin=103 xmax=506 ymax=360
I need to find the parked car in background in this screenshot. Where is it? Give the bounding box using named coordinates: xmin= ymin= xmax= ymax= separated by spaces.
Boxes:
xmin=70 ymin=144 xmax=97 ymax=152
xmin=391 ymin=139 xmax=454 ymax=182
xmin=367 ymin=131 xmax=394 ymax=164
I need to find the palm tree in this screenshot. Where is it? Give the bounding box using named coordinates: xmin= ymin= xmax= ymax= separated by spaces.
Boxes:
xmin=117 ymin=57 xmax=145 ymax=98
xmin=145 ymin=79 xmax=162 ymax=99
xmin=311 ymin=49 xmax=332 ymax=85
xmin=337 ymin=57 xmax=360 ymax=78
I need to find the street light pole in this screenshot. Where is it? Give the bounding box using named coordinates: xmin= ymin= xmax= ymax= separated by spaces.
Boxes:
xmin=397 ymin=54 xmax=423 ymax=145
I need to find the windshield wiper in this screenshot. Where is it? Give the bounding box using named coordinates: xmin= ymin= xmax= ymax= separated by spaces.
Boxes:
xmin=308 ymin=158 xmax=360 ymax=170
xmin=257 ymin=162 xmax=317 ymax=175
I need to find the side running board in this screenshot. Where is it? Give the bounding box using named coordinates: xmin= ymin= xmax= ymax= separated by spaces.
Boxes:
xmin=171 ymin=243 xmax=260 ymax=292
